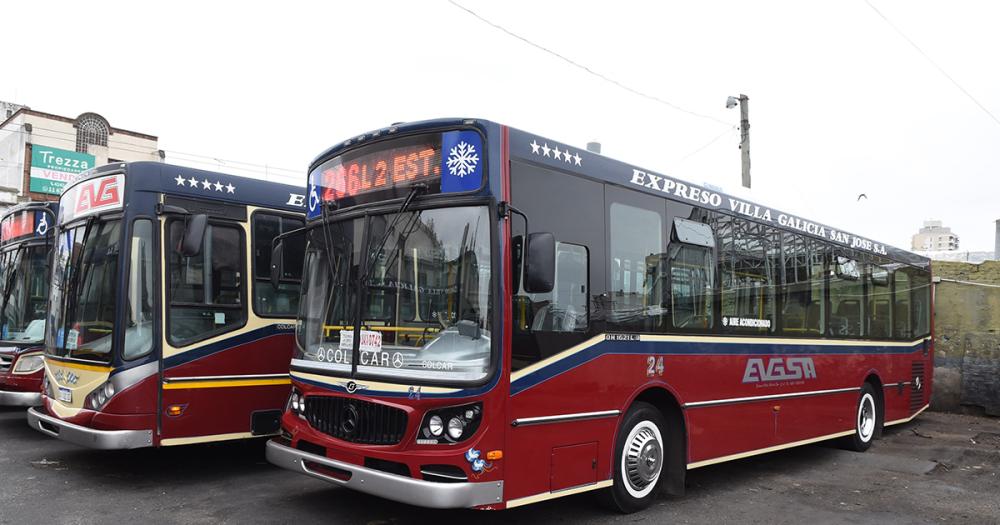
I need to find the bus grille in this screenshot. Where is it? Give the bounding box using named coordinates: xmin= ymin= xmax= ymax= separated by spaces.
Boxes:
xmin=910 ymin=361 xmax=926 ymax=412
xmin=304 ymin=396 xmax=407 ymax=446
xmin=0 ymin=355 xmax=11 ymax=372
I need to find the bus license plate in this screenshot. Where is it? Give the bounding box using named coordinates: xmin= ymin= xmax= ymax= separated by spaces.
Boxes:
xmin=58 ymin=387 xmax=72 ymax=403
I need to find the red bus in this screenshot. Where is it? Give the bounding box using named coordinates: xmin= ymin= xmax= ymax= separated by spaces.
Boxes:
xmin=0 ymin=202 xmax=57 ymax=407
xmin=27 ymin=162 xmax=306 ymax=448
xmin=266 ymin=119 xmax=932 ymax=512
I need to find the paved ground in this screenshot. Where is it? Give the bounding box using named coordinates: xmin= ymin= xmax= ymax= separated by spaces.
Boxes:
xmin=1 ymin=408 xmax=997 ymax=524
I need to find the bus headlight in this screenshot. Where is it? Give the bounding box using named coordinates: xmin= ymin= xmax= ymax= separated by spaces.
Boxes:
xmin=427 ymin=415 xmax=444 ymax=437
xmin=418 ymin=402 xmax=482 ymax=444
xmin=287 ymin=389 xmax=306 ymax=418
xmin=12 ymin=354 xmax=44 ymax=374
xmin=446 ymin=417 xmax=465 ymax=440
xmin=85 ymin=381 xmax=116 ymax=411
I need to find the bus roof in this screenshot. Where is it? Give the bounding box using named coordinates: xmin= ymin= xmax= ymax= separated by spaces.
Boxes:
xmin=312 ymin=118 xmax=926 ymax=267
xmin=78 ymin=161 xmax=305 ymax=214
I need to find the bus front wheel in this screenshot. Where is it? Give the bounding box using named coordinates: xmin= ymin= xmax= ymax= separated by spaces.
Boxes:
xmin=604 ymin=401 xmax=667 ymax=513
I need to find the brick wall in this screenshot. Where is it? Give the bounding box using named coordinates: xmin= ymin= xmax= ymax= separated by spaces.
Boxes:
xmin=931 ymin=261 xmax=1000 ymax=416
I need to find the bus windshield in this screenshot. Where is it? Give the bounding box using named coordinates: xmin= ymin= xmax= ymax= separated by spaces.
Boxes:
xmin=294 ymin=205 xmax=492 ymax=384
xmin=0 ymin=244 xmax=49 ymax=342
xmin=46 ymin=218 xmax=121 ymax=363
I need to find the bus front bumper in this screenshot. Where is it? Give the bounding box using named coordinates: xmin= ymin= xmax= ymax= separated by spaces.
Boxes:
xmin=0 ymin=389 xmax=41 ymax=407
xmin=265 ymin=440 xmax=504 ymax=509
xmin=26 ymin=407 xmax=153 ymax=450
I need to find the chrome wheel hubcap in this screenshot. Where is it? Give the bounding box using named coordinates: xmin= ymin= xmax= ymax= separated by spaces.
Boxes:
xmin=624 ymin=424 xmax=662 ymax=493
xmin=858 ymin=393 xmax=876 ymax=442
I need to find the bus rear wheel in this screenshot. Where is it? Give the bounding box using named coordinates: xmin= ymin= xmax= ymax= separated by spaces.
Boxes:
xmin=842 ymin=382 xmax=880 ymax=452
xmin=604 ymin=402 xmax=667 ymax=513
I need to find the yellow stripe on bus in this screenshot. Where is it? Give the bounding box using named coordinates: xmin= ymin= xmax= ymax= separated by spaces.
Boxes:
xmin=46 ymin=359 xmax=114 ymax=373
xmin=162 ymin=378 xmax=291 ymax=390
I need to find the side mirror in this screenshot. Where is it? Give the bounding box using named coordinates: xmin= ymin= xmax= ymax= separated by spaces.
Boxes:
xmin=270 ymin=240 xmax=284 ymax=290
xmin=179 ymin=214 xmax=208 ymax=257
xmin=524 ymin=232 xmax=555 ymax=294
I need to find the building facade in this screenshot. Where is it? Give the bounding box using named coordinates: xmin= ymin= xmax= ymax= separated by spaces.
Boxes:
xmin=0 ymin=104 xmax=161 ymax=209
xmin=912 ymin=219 xmax=959 ymax=251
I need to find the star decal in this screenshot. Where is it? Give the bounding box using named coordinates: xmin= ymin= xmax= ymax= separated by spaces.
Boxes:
xmin=188 ymin=176 xmax=199 ymax=187
xmin=225 ymin=183 xmax=236 ymax=194
xmin=527 ymin=136 xmax=584 ymax=167
xmin=174 ymin=175 xmax=186 ymax=186
xmin=214 ymin=181 xmax=224 ymax=192
xmin=201 ymin=179 xmax=212 ymax=189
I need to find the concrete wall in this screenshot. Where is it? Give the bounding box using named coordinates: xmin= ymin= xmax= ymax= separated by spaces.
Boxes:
xmin=932 ymin=261 xmax=1000 ymax=416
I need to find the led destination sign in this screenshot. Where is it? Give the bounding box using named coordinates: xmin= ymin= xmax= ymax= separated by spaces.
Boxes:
xmin=307 ymin=130 xmax=484 ymax=219
xmin=318 ymin=136 xmax=442 ymax=202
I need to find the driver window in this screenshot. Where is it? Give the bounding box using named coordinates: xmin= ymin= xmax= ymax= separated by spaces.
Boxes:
xmin=167 ymin=219 xmax=246 ymax=346
xmin=525 ymin=242 xmax=589 ymax=333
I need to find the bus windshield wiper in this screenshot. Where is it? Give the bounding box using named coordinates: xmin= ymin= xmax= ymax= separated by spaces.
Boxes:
xmin=361 ymin=183 xmax=427 ymax=281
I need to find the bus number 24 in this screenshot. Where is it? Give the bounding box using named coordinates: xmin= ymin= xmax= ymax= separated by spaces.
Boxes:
xmin=646 ymin=356 xmax=665 ymax=377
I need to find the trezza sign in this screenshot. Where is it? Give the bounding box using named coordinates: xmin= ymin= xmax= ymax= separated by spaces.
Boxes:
xmin=59 ymin=174 xmax=124 ymax=225
xmin=628 ymin=168 xmax=890 ymax=257
xmin=29 ymin=146 xmax=96 ymax=196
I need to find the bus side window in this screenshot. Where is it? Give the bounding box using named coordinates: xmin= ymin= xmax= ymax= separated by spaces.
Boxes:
xmin=167 ymin=220 xmax=247 ymax=347
xmin=669 ymin=217 xmax=715 ymax=331
xmin=608 ymin=200 xmax=664 ymax=332
xmin=893 ymin=269 xmax=913 ymax=340
xmin=910 ymin=268 xmax=931 ymax=338
xmin=829 ymin=252 xmax=864 ymax=338
xmin=715 ymin=214 xmax=778 ymax=334
xmin=252 ymin=212 xmax=305 ymax=317
xmin=868 ymin=264 xmax=892 ymax=338
xmin=780 ymin=233 xmax=826 ymax=336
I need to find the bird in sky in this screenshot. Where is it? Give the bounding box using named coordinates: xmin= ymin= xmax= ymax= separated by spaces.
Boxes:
xmin=857 ymin=193 xmax=868 ymax=201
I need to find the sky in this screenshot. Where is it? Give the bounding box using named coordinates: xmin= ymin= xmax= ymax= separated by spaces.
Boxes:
xmin=4 ymin=1 xmax=998 ymax=251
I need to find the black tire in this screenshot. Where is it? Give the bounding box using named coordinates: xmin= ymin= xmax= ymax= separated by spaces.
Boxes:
xmin=842 ymin=382 xmax=880 ymax=452
xmin=603 ymin=402 xmax=668 ymax=513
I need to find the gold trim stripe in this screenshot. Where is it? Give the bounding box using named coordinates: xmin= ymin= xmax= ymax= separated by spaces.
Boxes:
xmin=505 ymin=479 xmax=613 ymax=509
xmin=885 ymin=403 xmax=930 ymax=426
xmin=160 ymin=431 xmax=256 ymax=446
xmin=162 ymin=378 xmax=291 ymax=390
xmin=687 ymin=429 xmax=856 ymax=469
xmin=45 ymin=359 xmax=113 ymax=373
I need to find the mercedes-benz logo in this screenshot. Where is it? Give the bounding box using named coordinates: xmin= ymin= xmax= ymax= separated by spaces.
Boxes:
xmin=341 ymin=403 xmax=359 ymax=436
xmin=346 ymin=381 xmax=358 ymax=394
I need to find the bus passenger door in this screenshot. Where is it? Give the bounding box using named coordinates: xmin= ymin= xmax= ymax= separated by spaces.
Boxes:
xmin=158 ymin=214 xmax=299 ymax=445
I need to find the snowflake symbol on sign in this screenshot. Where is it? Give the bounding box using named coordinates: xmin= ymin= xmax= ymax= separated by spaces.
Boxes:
xmin=446 ymin=141 xmax=479 ymax=178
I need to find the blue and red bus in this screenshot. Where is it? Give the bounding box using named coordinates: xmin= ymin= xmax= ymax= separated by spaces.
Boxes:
xmin=27 ymin=162 xmax=306 ymax=448
xmin=0 ymin=202 xmax=57 ymax=407
xmin=266 ymin=119 xmax=932 ymax=512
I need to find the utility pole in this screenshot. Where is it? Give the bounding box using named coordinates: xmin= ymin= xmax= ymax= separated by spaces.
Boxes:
xmin=727 ymin=94 xmax=752 ymax=189
xmin=738 ymin=94 xmax=751 ymax=189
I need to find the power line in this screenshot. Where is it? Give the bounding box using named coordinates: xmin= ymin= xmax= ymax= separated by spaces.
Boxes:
xmin=670 ymin=127 xmax=738 ymax=167
xmin=863 ymin=0 xmax=1000 ymax=128
xmin=447 ymin=0 xmax=731 ymax=127
xmin=0 ymin=123 xmax=303 ymax=176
